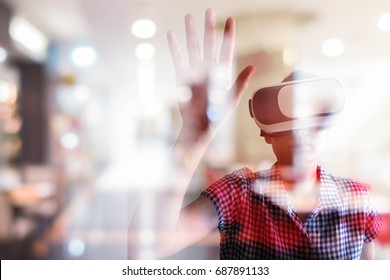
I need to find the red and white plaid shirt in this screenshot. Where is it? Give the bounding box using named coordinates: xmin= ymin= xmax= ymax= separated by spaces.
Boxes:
xmin=202 ymin=164 xmax=382 ymax=259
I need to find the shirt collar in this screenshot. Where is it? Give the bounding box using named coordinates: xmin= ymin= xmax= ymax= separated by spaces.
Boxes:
xmin=317 ymin=166 xmax=343 ymax=210
xmin=253 ymin=164 xmax=343 ymax=211
xmin=253 ymin=163 xmax=292 ymax=210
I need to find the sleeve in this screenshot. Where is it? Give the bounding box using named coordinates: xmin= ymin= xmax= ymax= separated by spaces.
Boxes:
xmin=364 ymin=199 xmax=383 ymax=243
xmin=201 ymin=168 xmax=253 ymax=233
xmin=344 ymin=179 xmax=383 ymax=243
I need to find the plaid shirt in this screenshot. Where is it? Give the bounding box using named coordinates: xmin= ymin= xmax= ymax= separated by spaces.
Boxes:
xmin=202 ymin=164 xmax=382 ymax=259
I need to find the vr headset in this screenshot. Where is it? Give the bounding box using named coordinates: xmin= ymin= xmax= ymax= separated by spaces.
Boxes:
xmin=248 ymin=77 xmax=345 ymax=136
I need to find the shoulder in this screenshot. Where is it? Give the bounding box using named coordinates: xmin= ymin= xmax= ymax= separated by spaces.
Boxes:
xmin=202 ymin=167 xmax=257 ymax=200
xmin=209 ymin=167 xmax=256 ymax=191
xmin=227 ymin=167 xmax=257 ymax=184
xmin=201 ymin=167 xmax=257 ymax=227
xmin=320 ymin=168 xmax=372 ymax=210
xmin=326 ymin=172 xmax=369 ymax=194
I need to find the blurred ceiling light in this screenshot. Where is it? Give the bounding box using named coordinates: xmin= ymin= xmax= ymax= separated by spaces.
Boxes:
xmin=60 ymin=132 xmax=80 ymax=149
xmin=67 ymin=238 xmax=85 ymax=257
xmin=0 ymin=82 xmax=11 ymax=102
xmin=135 ymin=43 xmax=156 ymax=60
xmin=378 ymin=13 xmax=390 ymax=32
xmin=207 ymin=105 xmax=224 ymax=122
xmin=0 ymin=81 xmax=17 ymax=103
xmin=71 ymin=46 xmax=97 ymax=67
xmin=9 ymin=16 xmax=49 ymax=60
xmin=0 ymin=46 xmax=7 ymax=63
xmin=177 ymin=86 xmax=192 ymax=103
xmin=321 ymin=38 xmax=344 ymax=57
xmin=131 ymin=19 xmax=156 ymax=39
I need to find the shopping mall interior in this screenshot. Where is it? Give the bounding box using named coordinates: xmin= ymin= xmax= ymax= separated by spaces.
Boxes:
xmin=0 ymin=0 xmax=389 ymax=260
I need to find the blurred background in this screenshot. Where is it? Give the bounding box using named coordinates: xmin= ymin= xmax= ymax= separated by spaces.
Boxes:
xmin=0 ymin=0 xmax=389 ymax=259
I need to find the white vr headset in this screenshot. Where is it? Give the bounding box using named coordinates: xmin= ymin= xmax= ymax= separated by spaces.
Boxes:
xmin=248 ymin=77 xmax=346 ymax=136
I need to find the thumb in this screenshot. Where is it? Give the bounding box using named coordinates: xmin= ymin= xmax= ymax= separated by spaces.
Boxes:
xmin=231 ymin=65 xmax=255 ymax=106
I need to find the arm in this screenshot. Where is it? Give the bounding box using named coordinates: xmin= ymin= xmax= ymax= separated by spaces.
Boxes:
xmin=128 ymin=9 xmax=254 ymax=259
xmin=360 ymin=242 xmax=375 ymax=260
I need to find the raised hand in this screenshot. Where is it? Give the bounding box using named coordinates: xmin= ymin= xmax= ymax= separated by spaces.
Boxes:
xmin=167 ymin=9 xmax=255 ymax=144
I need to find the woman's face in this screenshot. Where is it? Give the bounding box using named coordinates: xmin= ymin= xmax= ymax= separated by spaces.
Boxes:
xmin=266 ymin=128 xmax=328 ymax=167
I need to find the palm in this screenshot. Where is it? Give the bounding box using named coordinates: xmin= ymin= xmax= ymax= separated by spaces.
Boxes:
xmin=168 ymin=9 xmax=254 ymax=143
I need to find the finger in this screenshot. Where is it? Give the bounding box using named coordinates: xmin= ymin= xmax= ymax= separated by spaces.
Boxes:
xmin=185 ymin=13 xmax=202 ymax=66
xmin=167 ymin=30 xmax=186 ymax=71
xmin=230 ymin=65 xmax=255 ymax=106
xmin=219 ymin=17 xmax=235 ymax=68
xmin=203 ymin=8 xmax=217 ymax=63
